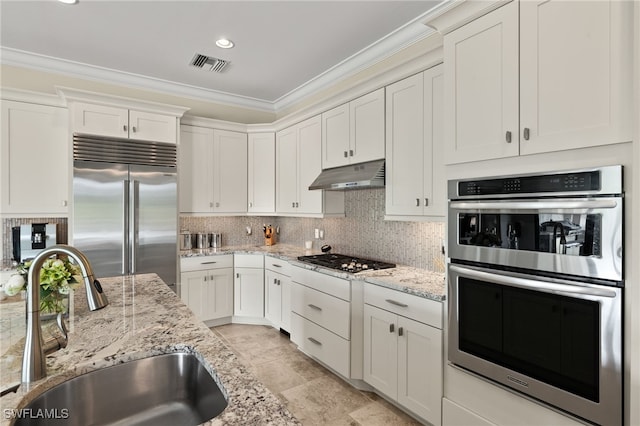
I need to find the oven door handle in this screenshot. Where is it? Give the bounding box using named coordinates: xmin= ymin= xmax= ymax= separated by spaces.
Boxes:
xmin=449 ymin=199 xmax=618 ymax=211
xmin=449 ymin=265 xmax=619 ymax=298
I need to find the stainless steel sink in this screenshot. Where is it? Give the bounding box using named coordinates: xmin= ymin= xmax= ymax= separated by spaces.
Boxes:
xmin=16 ymin=352 xmax=228 ymax=426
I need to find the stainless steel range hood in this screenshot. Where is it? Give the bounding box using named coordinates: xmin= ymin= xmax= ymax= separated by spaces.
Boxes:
xmin=309 ymin=159 xmax=385 ymax=190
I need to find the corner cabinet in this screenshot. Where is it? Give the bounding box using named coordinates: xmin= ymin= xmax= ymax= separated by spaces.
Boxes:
xmin=179 ymin=255 xmax=234 ymax=325
xmin=385 ymin=65 xmax=445 ymax=218
xmin=1 ymin=101 xmax=69 ymax=215
xmin=363 ymin=284 xmax=443 ymax=425
xmin=72 ymin=102 xmax=178 ymax=143
xmin=321 ymin=88 xmax=385 ymax=169
xmin=443 ymin=0 xmax=633 ymax=164
xmin=264 ymin=257 xmax=292 ymax=332
xmin=275 ymin=115 xmax=344 ymax=217
xmin=179 ymin=125 xmax=248 ymax=214
xmin=247 ymin=133 xmax=276 ymax=214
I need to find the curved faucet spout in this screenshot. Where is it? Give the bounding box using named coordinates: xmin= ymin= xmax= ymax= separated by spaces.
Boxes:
xmin=22 ymin=244 xmax=109 ymax=384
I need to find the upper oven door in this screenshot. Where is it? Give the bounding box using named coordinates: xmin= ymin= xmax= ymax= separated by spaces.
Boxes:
xmin=448 ymin=197 xmax=623 ymax=281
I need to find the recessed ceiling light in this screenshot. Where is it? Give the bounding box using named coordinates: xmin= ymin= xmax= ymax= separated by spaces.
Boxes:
xmin=58 ymin=0 xmax=78 ymax=4
xmin=216 ymin=38 xmax=234 ymax=49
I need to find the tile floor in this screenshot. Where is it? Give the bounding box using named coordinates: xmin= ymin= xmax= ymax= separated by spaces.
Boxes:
xmin=212 ymin=323 xmax=423 ymax=425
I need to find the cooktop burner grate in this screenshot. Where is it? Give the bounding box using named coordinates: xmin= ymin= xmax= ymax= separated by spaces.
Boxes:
xmin=297 ymin=253 xmax=395 ymax=273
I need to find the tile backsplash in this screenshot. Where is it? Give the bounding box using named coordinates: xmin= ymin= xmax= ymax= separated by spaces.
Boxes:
xmin=181 ymin=189 xmax=445 ymax=271
xmin=1 ymin=218 xmax=68 ymax=265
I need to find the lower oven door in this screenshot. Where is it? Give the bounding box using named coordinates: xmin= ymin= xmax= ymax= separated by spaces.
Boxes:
xmin=448 ymin=263 xmax=622 ymax=425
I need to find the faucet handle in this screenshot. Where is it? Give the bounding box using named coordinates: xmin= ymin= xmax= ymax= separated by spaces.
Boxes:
xmin=43 ymin=313 xmax=69 ymax=356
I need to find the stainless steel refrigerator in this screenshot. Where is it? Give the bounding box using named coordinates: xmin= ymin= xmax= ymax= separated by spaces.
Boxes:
xmin=72 ymin=134 xmax=178 ymax=289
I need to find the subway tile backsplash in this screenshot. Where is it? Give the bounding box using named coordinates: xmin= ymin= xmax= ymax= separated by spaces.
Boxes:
xmin=181 ymin=189 xmax=445 ymax=271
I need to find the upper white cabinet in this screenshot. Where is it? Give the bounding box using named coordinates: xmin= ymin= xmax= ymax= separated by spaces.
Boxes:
xmin=276 ymin=115 xmax=344 ymax=216
xmin=179 ymin=125 xmax=247 ymax=214
xmin=72 ymin=102 xmax=178 ymax=143
xmin=1 ymin=101 xmax=69 ymax=215
xmin=443 ymin=0 xmax=633 ymax=164
xmin=321 ymin=88 xmax=385 ymax=169
xmin=385 ymin=65 xmax=445 ymax=218
xmin=247 ymin=132 xmax=275 ymax=214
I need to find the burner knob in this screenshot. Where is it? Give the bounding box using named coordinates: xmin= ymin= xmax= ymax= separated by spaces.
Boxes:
xmin=362 ymin=264 xmax=369 ymax=269
xmin=341 ymin=263 xmax=348 ymax=269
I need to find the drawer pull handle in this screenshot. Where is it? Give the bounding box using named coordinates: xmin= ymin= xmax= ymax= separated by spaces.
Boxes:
xmin=200 ymin=261 xmax=217 ymax=265
xmin=389 ymin=323 xmax=395 ymax=333
xmin=398 ymin=327 xmax=404 ymax=337
xmin=385 ymin=299 xmax=409 ymax=308
xmin=308 ymin=337 xmax=322 ymax=346
xmin=308 ymin=304 xmax=322 ymax=311
xmin=272 ymin=264 xmax=282 ymax=268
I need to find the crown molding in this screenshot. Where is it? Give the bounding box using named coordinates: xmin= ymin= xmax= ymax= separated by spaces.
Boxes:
xmin=0 ymin=87 xmax=66 ymax=107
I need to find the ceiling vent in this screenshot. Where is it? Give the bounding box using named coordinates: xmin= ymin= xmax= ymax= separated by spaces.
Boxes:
xmin=189 ymin=53 xmax=229 ymax=73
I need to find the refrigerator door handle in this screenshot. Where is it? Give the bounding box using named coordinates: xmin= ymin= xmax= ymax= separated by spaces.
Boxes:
xmin=123 ymin=180 xmax=130 ymax=275
xmin=130 ymin=180 xmax=140 ymax=275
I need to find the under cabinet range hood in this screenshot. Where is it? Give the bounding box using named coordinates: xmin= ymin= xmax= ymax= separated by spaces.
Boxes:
xmin=309 ymin=159 xmax=385 ymax=190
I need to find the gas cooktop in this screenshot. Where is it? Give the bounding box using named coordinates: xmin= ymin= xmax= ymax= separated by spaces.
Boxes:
xmin=297 ymin=253 xmax=396 ymax=273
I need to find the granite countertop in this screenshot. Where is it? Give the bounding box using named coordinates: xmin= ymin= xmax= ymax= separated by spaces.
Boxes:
xmin=0 ymin=273 xmax=300 ymax=426
xmin=181 ymin=244 xmax=446 ymax=302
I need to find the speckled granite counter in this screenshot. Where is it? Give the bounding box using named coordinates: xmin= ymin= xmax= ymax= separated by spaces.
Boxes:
xmin=0 ymin=273 xmax=300 ymax=426
xmin=181 ymin=244 xmax=446 ymax=302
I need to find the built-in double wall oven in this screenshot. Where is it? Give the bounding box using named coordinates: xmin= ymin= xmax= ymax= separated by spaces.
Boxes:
xmin=447 ymin=166 xmax=623 ymax=425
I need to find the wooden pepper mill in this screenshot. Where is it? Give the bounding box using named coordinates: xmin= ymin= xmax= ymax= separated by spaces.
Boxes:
xmin=264 ymin=224 xmax=275 ymax=246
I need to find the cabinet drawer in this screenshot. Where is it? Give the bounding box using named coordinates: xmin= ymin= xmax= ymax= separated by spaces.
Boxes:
xmin=181 ymin=255 xmax=233 ymax=272
xmin=234 ymin=254 xmax=264 ymax=268
xmin=291 ymin=283 xmax=350 ymax=339
xmin=265 ymin=256 xmax=291 ymax=276
xmin=291 ymin=313 xmax=350 ymax=378
xmin=364 ymin=283 xmax=443 ymax=329
xmin=291 ymin=266 xmax=350 ymax=301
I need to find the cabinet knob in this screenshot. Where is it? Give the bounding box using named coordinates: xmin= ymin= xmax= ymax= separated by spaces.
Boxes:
xmin=349 ymin=149 xmax=354 ymax=157
xmin=505 ymin=131 xmax=512 ymax=143
xmin=425 ymin=198 xmax=429 ymax=207
xmin=344 ymin=151 xmax=348 ymax=158
xmin=389 ymin=323 xmax=395 ymax=333
xmin=274 ymin=278 xmax=278 ymax=284
xmin=236 ymin=273 xmax=240 ymax=278
xmin=132 ymin=126 xmax=137 ymax=133
xmin=295 ymin=202 xmax=299 ymax=208
xmin=203 ymin=276 xmax=208 ymax=282
xmin=123 ymin=125 xmax=128 ymax=132
xmin=292 ymin=202 xmax=295 ymax=208
xmin=398 ymin=327 xmax=404 ymax=337
xmin=416 ymin=198 xmax=420 ymax=207
xmin=523 ymin=127 xmax=530 ymax=141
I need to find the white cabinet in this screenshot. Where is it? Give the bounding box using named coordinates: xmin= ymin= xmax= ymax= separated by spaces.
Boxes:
xmin=363 ymin=284 xmax=443 ymax=425
xmin=247 ymin=132 xmax=275 ymax=214
xmin=276 ymin=115 xmax=344 ymax=216
xmin=442 ymin=398 xmax=496 ymax=426
xmin=321 ymin=88 xmax=385 ymax=169
xmin=290 ymin=266 xmax=351 ymax=378
xmin=72 ymin=102 xmax=177 ymax=143
xmin=233 ymin=254 xmax=264 ymax=319
xmin=1 ymin=101 xmax=69 ymax=215
xmin=264 ymin=257 xmax=292 ymax=332
xmin=385 ymin=65 xmax=445 ymax=218
xmin=179 ymin=255 xmax=233 ymax=324
xmin=444 ymin=0 xmax=632 ymax=164
xmin=179 ymin=125 xmax=247 ymax=214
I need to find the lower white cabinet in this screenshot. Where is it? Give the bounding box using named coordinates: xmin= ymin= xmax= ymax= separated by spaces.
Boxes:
xmin=290 ymin=266 xmax=351 ymax=378
xmin=180 ymin=255 xmax=233 ymax=323
xmin=363 ymin=284 xmax=443 ymax=425
xmin=234 ymin=254 xmax=265 ymax=319
xmin=442 ymin=398 xmax=496 ymax=426
xmin=264 ymin=257 xmax=292 ymax=332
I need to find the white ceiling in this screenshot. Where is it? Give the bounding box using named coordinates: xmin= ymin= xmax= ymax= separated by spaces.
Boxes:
xmin=0 ymin=0 xmax=444 ymax=112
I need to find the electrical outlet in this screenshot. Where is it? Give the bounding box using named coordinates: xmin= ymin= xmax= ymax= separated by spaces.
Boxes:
xmin=314 ymin=228 xmax=319 ymax=239
xmin=319 ymin=229 xmax=324 ymax=239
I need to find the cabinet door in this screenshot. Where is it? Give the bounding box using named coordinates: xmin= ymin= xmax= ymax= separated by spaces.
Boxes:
xmin=234 ymin=267 xmax=264 ymax=318
xmin=296 ymin=115 xmax=323 ymax=214
xmin=397 ymin=316 xmax=443 ymax=425
xmin=248 ymin=133 xmax=275 ymax=213
xmin=180 ymin=270 xmax=206 ymax=319
xmin=385 ymin=73 xmax=424 ymax=216
xmin=275 ymin=126 xmax=298 ymax=213
xmin=213 ymin=129 xmax=247 ymax=213
xmin=179 ymin=126 xmax=214 ymax=213
xmin=1 ymin=101 xmax=69 ymax=215
xmin=443 ymin=1 xmax=519 ymax=164
xmin=519 ymin=0 xmax=632 ymax=155
xmin=423 ymin=65 xmax=446 ymax=217
xmin=363 ymin=304 xmax=398 ymax=399
xmin=128 ymin=110 xmax=177 ymax=144
xmin=264 ymin=270 xmax=283 ymax=327
xmin=72 ymin=102 xmax=128 ymax=139
xmin=321 ymin=103 xmax=350 ymax=169
xmin=350 ymin=88 xmax=385 ymax=164
xmin=204 ymin=268 xmax=234 ymax=321
xmin=280 ymin=275 xmax=292 ymax=332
